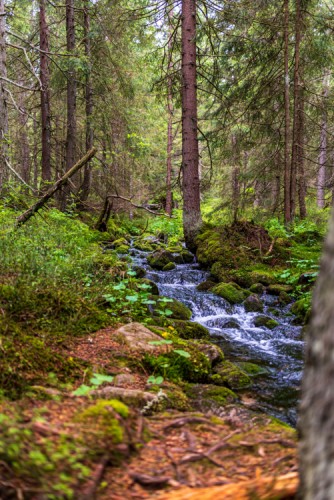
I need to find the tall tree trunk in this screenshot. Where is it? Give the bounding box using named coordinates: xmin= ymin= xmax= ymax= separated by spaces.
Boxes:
xmin=77 ymin=0 xmax=93 ymax=207
xmin=181 ymin=0 xmax=202 ymax=251
xmin=0 ymin=0 xmax=8 ymax=191
xmin=231 ymin=135 xmax=240 ymax=221
xmin=299 ymin=207 xmax=334 ymax=498
xmin=298 ymin=86 xmax=307 ymax=218
xmin=290 ymin=0 xmax=303 ymax=220
xmin=165 ymin=4 xmax=174 ymax=217
xmin=40 ymin=0 xmax=52 ymax=185
xmin=18 ymin=88 xmax=30 ymax=183
xmin=283 ymin=0 xmax=291 ymax=224
xmin=317 ymin=72 xmax=330 ymax=209
xmin=61 ymin=0 xmax=77 ymax=210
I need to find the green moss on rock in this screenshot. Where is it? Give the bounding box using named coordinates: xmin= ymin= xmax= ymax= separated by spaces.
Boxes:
xmin=243 ymin=294 xmax=264 ymax=313
xmin=212 ymin=282 xmax=250 ymax=304
xmin=196 ymin=280 xmax=216 ymax=292
xmin=163 ymin=262 xmax=176 ymax=271
xmin=170 ymin=320 xmax=210 ymax=340
xmin=249 ymin=283 xmax=265 ymax=294
xmin=267 ymin=284 xmax=293 ymax=295
xmin=211 ymin=360 xmax=252 ymax=389
xmin=254 ymin=316 xmax=279 ymax=329
xmin=291 ymin=297 xmax=311 ymax=324
xmin=147 ymin=250 xmax=174 ymax=270
xmin=236 ymin=362 xmax=269 ymax=377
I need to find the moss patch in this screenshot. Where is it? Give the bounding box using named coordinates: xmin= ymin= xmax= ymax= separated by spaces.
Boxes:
xmin=211 ymin=360 xmax=252 ymax=389
xmin=253 ymin=316 xmax=279 ymax=329
xmin=212 ymin=282 xmax=250 ymax=304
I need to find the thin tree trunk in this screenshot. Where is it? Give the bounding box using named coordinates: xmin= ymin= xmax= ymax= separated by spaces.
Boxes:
xmin=165 ymin=4 xmax=174 ymax=217
xmin=317 ymin=72 xmax=330 ymax=209
xmin=181 ymin=0 xmax=202 ymax=251
xmin=0 ymin=0 xmax=8 ymax=191
xmin=18 ymin=89 xmax=30 ymax=183
xmin=290 ymin=0 xmax=303 ymax=220
xmin=299 ymin=207 xmax=334 ymax=498
xmin=40 ymin=0 xmax=52 ymax=185
xmin=61 ymin=0 xmax=77 ymax=210
xmin=77 ymin=0 xmax=93 ymax=207
xmin=298 ymin=87 xmax=307 ymax=218
xmin=231 ymin=134 xmax=240 ymax=221
xmin=283 ymin=0 xmax=291 ymax=224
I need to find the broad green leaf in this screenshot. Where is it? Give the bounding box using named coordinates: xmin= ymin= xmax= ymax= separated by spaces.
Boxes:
xmin=174 ymin=349 xmax=191 ymax=358
xmin=72 ymin=385 xmax=91 ymax=396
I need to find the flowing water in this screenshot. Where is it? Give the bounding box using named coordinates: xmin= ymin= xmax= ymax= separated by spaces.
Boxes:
xmin=131 ymin=247 xmax=304 ymax=425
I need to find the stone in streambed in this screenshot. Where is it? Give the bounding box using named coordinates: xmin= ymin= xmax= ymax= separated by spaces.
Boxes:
xmin=253 ymin=315 xmax=279 ymax=329
xmin=212 ymin=282 xmax=250 ymax=304
xmin=147 ymin=250 xmax=174 ymax=270
xmin=170 ymin=320 xmax=210 ymax=340
xmin=211 ymin=360 xmax=252 ymax=389
xmin=267 ymin=284 xmax=293 ymax=295
xmin=249 ymin=283 xmax=265 ymax=294
xmin=196 ymin=280 xmax=216 ymax=291
xmin=243 ymin=294 xmax=264 ymax=313
xmin=163 ymin=262 xmax=176 ymax=271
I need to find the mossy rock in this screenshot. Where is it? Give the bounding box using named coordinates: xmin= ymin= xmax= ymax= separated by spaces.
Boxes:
xmin=279 ymin=291 xmax=293 ymax=305
xmin=291 ymin=297 xmax=311 ymax=324
xmin=267 ymin=284 xmax=294 ymax=295
xmin=147 ymin=250 xmax=174 ymax=270
xmin=212 ymin=282 xmax=250 ymax=304
xmin=117 ymin=244 xmax=130 ymax=254
xmin=144 ymin=343 xmax=211 ymax=383
xmin=151 ymin=297 xmax=192 ymax=320
xmin=170 ymin=320 xmax=210 ymax=340
xmin=222 ymin=319 xmax=240 ymax=329
xmin=236 ymin=362 xmax=269 ymax=377
xmin=163 ymin=262 xmax=176 ymax=271
xmin=162 ymin=385 xmax=191 ymax=411
xmin=211 ymin=360 xmax=252 ymax=389
xmin=249 ymin=270 xmax=275 ymax=286
xmin=243 ymin=294 xmax=264 ymax=313
xmin=140 ymin=279 xmax=159 ymax=296
xmin=196 ymin=280 xmax=216 ymax=292
xmin=249 ymin=283 xmax=265 ymax=294
xmin=75 ymin=399 xmax=128 ymax=444
xmin=173 ymin=250 xmax=194 ymax=264
xmin=166 ymin=245 xmax=183 ymax=253
xmin=133 ymin=240 xmax=154 ymax=252
xmin=113 ymin=238 xmax=129 ymax=248
xmin=253 ymin=315 xmax=279 ymax=329
xmin=186 ymin=384 xmax=237 ymax=408
xmin=132 ymin=266 xmax=146 ymax=278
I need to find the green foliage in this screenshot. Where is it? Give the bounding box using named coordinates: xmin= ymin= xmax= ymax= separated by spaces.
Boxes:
xmin=72 ymin=373 xmax=114 ymax=397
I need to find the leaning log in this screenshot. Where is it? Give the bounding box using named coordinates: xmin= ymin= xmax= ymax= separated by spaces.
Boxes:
xmin=15 ymin=147 xmax=97 ymax=227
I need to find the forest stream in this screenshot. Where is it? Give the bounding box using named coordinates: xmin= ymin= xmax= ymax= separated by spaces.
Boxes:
xmin=131 ymin=245 xmax=304 ymax=426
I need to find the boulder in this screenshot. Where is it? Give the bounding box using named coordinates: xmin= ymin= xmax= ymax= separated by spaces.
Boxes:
xmin=147 ymin=250 xmax=174 ymax=270
xmin=171 ymin=320 xmax=210 ymax=340
xmin=249 ymin=283 xmax=265 ymax=294
xmin=253 ymin=315 xmax=279 ymax=330
xmin=196 ymin=280 xmax=216 ymax=292
xmin=163 ymin=262 xmax=176 ymax=271
xmin=267 ymin=284 xmax=293 ymax=295
xmin=211 ymin=360 xmax=252 ymax=389
xmin=113 ymin=323 xmax=171 ymax=353
xmin=212 ymin=282 xmax=250 ymax=304
xmin=243 ymin=294 xmax=264 ymax=313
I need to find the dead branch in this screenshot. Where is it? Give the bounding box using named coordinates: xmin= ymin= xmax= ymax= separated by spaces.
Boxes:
xmin=81 ymin=455 xmax=109 ymax=500
xmin=107 ymin=194 xmax=172 ymax=217
xmin=163 ymin=416 xmax=211 ymax=431
xmin=15 ymin=148 xmax=97 ymax=227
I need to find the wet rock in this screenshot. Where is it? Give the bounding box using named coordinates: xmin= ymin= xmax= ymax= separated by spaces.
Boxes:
xmin=212 ymin=282 xmax=250 ymax=304
xmin=249 ymin=270 xmax=274 ymax=286
xmin=290 ymin=297 xmax=311 ymax=325
xmin=279 ymin=291 xmax=292 ymax=305
xmin=173 ymin=250 xmax=194 ymax=264
xmin=114 ymin=323 xmax=172 ymax=353
xmin=211 ymin=360 xmax=252 ymax=389
xmin=186 ymin=384 xmax=237 ymax=410
xmin=151 ymin=297 xmax=192 ymax=320
xmin=243 ymin=294 xmax=264 ymax=313
xmin=249 ymin=283 xmax=265 ymax=294
xmin=222 ymin=319 xmax=240 ymax=329
xmin=147 ymin=250 xmax=174 ymax=270
xmin=140 ymin=279 xmax=159 ymax=296
xmin=196 ymin=280 xmax=216 ymax=291
xmin=200 ymin=344 xmax=224 ymax=365
xmin=133 ymin=240 xmax=154 ymax=252
xmin=133 ymin=266 xmax=146 ymax=278
xmin=253 ymin=315 xmax=279 ymax=330
xmin=163 ymin=262 xmax=176 ymax=271
xmin=236 ymin=362 xmax=269 ymax=377
xmin=267 ymin=284 xmax=293 ymax=295
xmin=170 ymin=320 xmax=210 ymax=340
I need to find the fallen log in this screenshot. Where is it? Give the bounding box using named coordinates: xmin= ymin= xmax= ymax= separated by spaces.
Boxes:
xmin=155 ymin=472 xmax=298 ymax=500
xmin=15 ymin=147 xmax=97 ymax=227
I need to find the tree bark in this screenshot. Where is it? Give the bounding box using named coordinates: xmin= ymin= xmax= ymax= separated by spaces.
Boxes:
xmin=181 ymin=0 xmax=202 ymax=251
xmin=298 ymin=86 xmax=307 ymax=218
xmin=0 ymin=0 xmax=8 ymax=191
xmin=290 ymin=0 xmax=304 ymax=220
xmin=165 ymin=4 xmax=174 ymax=217
xmin=16 ymin=148 xmax=96 ymax=227
xmin=299 ymin=207 xmax=334 ymax=499
xmin=283 ymin=0 xmax=291 ymax=224
xmin=317 ymin=72 xmax=330 ymax=209
xmin=77 ymin=0 xmax=93 ymax=207
xmin=231 ymin=135 xmax=240 ymax=221
xmin=61 ymin=0 xmax=77 ymax=210
xmin=40 ymin=0 xmax=52 ymax=185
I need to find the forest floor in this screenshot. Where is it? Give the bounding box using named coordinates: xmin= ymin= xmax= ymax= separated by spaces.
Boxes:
xmin=1 ymin=325 xmax=298 ymax=500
